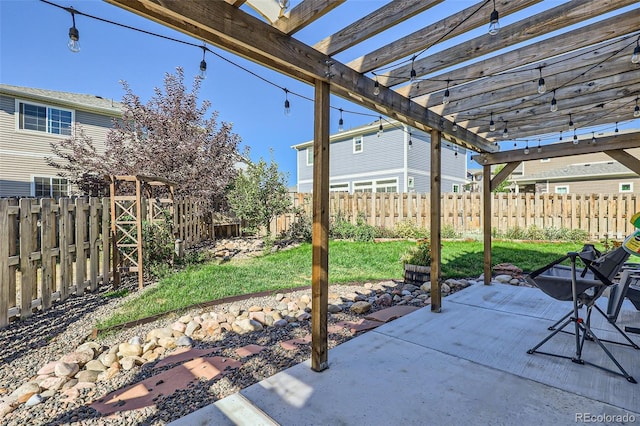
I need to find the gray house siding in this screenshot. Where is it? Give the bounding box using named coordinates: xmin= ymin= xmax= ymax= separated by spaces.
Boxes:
xmin=0 ymin=88 xmax=119 ymax=197
xmin=295 ymin=122 xmax=467 ymax=193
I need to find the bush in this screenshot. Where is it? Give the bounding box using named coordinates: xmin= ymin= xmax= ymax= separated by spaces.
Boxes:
xmin=281 ymin=207 xmax=312 ymax=242
xmin=142 ymin=215 xmax=174 ymax=278
xmin=329 ymin=212 xmax=379 ymax=242
xmin=400 ymin=238 xmax=431 ymax=266
xmin=394 ymin=219 xmax=429 ymax=239
xmin=441 ymin=224 xmax=461 ymax=239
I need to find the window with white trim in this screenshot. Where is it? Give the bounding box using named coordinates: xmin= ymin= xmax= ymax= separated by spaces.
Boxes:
xmin=452 ymin=184 xmax=460 ymax=193
xmin=34 ymin=176 xmax=69 ymax=198
xmin=353 ymin=181 xmax=372 ymax=193
xmin=306 ymin=147 xmax=313 ymax=165
xmin=555 ymin=185 xmax=569 ymax=194
xmin=353 ymin=135 xmax=363 ymax=153
xmin=329 ymin=183 xmax=349 ymax=192
xmin=619 ymin=182 xmax=633 ymax=193
xmin=407 ymin=176 xmax=415 ymax=189
xmin=17 ymin=101 xmax=73 ymax=136
xmin=375 ymin=179 xmax=397 ymax=193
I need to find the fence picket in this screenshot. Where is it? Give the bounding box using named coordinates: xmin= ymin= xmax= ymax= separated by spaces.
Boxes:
xmin=75 ymin=198 xmax=87 ymax=296
xmin=0 ymin=200 xmax=9 ymax=327
xmin=40 ymin=199 xmax=55 ymax=310
xmin=19 ymin=199 xmax=37 ymax=318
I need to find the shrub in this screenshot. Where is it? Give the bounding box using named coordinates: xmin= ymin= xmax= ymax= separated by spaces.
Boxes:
xmin=281 ymin=207 xmax=312 ymax=242
xmin=441 ymin=224 xmax=461 ymax=239
xmin=142 ymin=215 xmax=174 ymax=278
xmin=329 ymin=212 xmax=378 ymax=241
xmin=400 ymin=238 xmax=431 ymax=266
xmin=394 ymin=219 xmax=429 ymax=239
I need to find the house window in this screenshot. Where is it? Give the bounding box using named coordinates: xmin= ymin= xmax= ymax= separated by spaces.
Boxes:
xmin=452 ymin=184 xmax=460 ymax=193
xmin=353 ymin=136 xmax=363 ymax=153
xmin=353 ymin=181 xmax=373 ymax=193
xmin=555 ymin=186 xmax=569 ymax=194
xmin=375 ymin=179 xmax=398 ymax=193
xmin=18 ymin=101 xmax=73 ymax=136
xmin=619 ymin=182 xmax=633 ymax=193
xmin=306 ymin=147 xmax=313 ymax=165
xmin=330 ymin=183 xmax=349 ymax=192
xmin=34 ymin=176 xmax=69 ymax=198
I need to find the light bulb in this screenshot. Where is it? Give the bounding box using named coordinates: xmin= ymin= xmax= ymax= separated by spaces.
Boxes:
xmin=410 ymin=68 xmax=416 ymax=82
xmin=524 ymin=147 xmax=529 ymax=155
xmin=338 ymin=118 xmax=344 ymax=132
xmin=452 ymin=121 xmax=458 ymax=132
xmin=503 ymin=129 xmax=509 ymax=139
xmin=378 ymin=118 xmax=383 ymax=137
xmin=568 ymin=118 xmax=574 ymax=131
xmin=550 ymin=97 xmax=558 ymax=113
xmin=573 ymin=134 xmax=578 ymax=145
xmin=284 ymin=99 xmax=290 ymax=116
xmin=591 ymin=133 xmax=596 ymax=144
xmin=537 ymin=77 xmax=546 ymax=94
xmin=635 ymin=105 xmax=640 ymax=118
xmin=632 ymin=44 xmax=640 ymax=64
xmin=489 ymin=120 xmax=495 ymax=132
xmin=442 ymin=88 xmax=450 ymax=105
xmin=373 ymin=80 xmax=380 ymax=96
xmin=68 ymin=26 xmax=80 ymax=53
xmin=199 ymin=60 xmax=207 ymax=79
xmin=488 ymin=9 xmax=500 ymax=35
xmin=408 ymin=137 xmax=413 ymax=150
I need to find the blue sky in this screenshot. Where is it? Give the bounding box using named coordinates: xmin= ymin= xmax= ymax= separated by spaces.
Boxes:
xmin=2 ymin=1 xmax=635 ymax=186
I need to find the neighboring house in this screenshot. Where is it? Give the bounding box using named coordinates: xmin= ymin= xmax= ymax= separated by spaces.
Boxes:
xmin=510 ymin=135 xmax=640 ymax=194
xmin=0 ymin=84 xmax=121 ymax=198
xmin=292 ymin=120 xmax=467 ymax=194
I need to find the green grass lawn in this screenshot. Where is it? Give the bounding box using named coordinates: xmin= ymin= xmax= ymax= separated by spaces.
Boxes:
xmin=96 ymin=239 xmax=589 ymax=329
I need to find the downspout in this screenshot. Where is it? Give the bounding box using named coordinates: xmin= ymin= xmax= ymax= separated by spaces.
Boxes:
xmin=403 ymin=124 xmax=408 ymax=192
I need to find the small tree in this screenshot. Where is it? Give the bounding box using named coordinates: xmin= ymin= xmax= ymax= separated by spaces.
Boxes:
xmin=227 ymin=153 xmax=291 ymax=235
xmin=492 ymin=164 xmax=512 ymax=193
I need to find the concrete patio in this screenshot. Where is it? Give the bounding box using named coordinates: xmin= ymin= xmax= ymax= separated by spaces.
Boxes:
xmin=171 ymin=283 xmax=640 ymax=426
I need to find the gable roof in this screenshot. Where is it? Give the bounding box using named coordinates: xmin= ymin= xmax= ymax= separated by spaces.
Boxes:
xmin=0 ymin=84 xmax=122 ymax=116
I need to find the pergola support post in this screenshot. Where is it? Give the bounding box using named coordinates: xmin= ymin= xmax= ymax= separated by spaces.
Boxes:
xmin=483 ymin=164 xmax=492 ymax=285
xmin=430 ymin=129 xmax=441 ymax=313
xmin=311 ymin=79 xmax=330 ymax=372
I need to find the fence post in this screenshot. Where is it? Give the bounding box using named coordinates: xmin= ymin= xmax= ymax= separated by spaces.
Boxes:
xmin=89 ymin=197 xmax=99 ymax=292
xmin=19 ymin=199 xmax=37 ymax=318
xmin=40 ymin=198 xmax=55 ymax=311
xmin=0 ymin=199 xmax=9 ymax=326
xmin=75 ymin=197 xmax=87 ymax=296
xmin=102 ymin=197 xmax=111 ymax=286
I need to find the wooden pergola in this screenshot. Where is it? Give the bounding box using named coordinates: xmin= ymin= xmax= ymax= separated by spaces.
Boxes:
xmin=105 ymin=0 xmax=640 ymax=372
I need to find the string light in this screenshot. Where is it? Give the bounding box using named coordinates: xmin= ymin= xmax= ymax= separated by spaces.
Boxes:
xmin=568 ymin=113 xmax=574 ymax=131
xmin=615 ymin=122 xmax=619 ymax=133
xmin=488 ymin=0 xmax=500 ymax=35
xmin=550 ymin=90 xmax=558 ymax=112
xmin=199 ymin=44 xmax=207 ymax=79
xmin=408 ymin=132 xmax=413 ymax=149
xmin=635 ymin=97 xmax=640 ymax=118
xmin=442 ymin=80 xmax=450 ymax=105
xmin=573 ymin=130 xmax=579 ymax=144
xmin=409 ymin=56 xmax=417 ymax=83
xmin=67 ymin=6 xmax=80 ymax=52
xmin=377 ymin=116 xmax=383 ymax=137
xmin=632 ymin=36 xmax=640 ymax=64
xmin=559 ymin=130 xmax=563 ymax=141
xmin=338 ymin=108 xmax=344 ymax=132
xmin=523 ymin=141 xmax=529 ymax=155
xmin=537 ymin=139 xmax=542 ymax=153
xmin=283 ymin=88 xmax=291 ymax=116
xmin=373 ymin=77 xmax=380 ymax=96
xmin=489 ymin=112 xmax=496 ymax=131
xmin=591 ymin=132 xmax=596 ymax=144
xmin=537 ymin=67 xmax=546 ymax=94
xmin=503 ymin=121 xmax=509 ymax=139
xmin=452 ymin=120 xmax=458 ymax=132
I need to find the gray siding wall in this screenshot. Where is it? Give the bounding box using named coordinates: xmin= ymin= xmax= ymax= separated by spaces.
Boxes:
xmin=0 ymin=94 xmax=114 ymax=197
xmin=296 ymin=125 xmax=467 ymax=193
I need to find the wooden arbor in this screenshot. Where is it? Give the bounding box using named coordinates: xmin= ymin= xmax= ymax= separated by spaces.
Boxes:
xmin=108 ymin=175 xmax=175 ymax=290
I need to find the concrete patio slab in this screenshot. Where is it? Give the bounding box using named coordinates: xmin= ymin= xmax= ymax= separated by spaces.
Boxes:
xmin=170 ymin=284 xmax=640 ymax=426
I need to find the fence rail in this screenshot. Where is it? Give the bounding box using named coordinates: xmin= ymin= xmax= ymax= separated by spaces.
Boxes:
xmin=273 ymin=192 xmax=639 ymax=239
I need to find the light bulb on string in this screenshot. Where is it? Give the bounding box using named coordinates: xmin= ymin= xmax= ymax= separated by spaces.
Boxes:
xmin=537 ymin=139 xmax=542 ymax=153
xmin=377 ymin=116 xmax=383 ymax=137
xmin=635 ymin=97 xmax=640 ymax=118
xmin=442 ymin=80 xmax=450 ymax=105
xmin=523 ymin=141 xmax=529 ymax=155
xmin=452 ymin=120 xmax=458 ymax=132
xmin=568 ymin=113 xmax=574 ymax=131
xmin=573 ymin=130 xmax=579 ymax=145
xmin=338 ymin=108 xmax=344 ymax=132
xmin=488 ymin=0 xmax=500 ymax=35
xmin=199 ymin=44 xmax=207 ymax=79
xmin=373 ymin=77 xmax=380 ymax=96
xmin=283 ymin=89 xmax=291 ymax=116
xmin=409 ymin=57 xmax=417 ymax=83
xmin=632 ymin=37 xmax=640 ymax=64
xmin=67 ymin=7 xmax=80 ymax=53
xmin=591 ymin=132 xmax=596 ymax=145
xmin=615 ymin=122 xmax=619 ymax=133
xmin=537 ymin=67 xmax=546 ymax=94
xmin=550 ymin=90 xmax=558 ymax=112
xmin=559 ymin=130 xmax=563 ymax=141
xmin=503 ymin=121 xmax=509 ymax=139
xmin=489 ymin=112 xmax=496 ymax=132
xmin=408 ymin=132 xmax=413 ymax=149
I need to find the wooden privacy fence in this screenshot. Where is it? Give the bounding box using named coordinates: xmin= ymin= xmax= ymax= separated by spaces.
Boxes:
xmin=273 ymin=192 xmax=639 ymax=239
xmin=0 ymin=197 xmax=110 ymax=327
xmin=0 ymin=196 xmax=227 ymax=326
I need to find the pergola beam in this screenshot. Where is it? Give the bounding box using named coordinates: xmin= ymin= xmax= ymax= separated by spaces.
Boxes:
xmin=472 ymin=132 xmax=640 ymax=165
xmin=274 ymin=0 xmax=345 ymax=35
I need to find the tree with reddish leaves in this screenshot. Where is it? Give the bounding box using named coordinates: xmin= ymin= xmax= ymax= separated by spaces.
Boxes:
xmin=48 ymin=67 xmax=240 ymax=204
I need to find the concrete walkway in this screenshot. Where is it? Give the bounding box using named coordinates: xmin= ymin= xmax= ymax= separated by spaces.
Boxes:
xmin=170 ymin=284 xmax=640 ymax=426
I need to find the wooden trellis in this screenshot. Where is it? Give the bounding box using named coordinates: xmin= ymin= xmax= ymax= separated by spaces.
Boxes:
xmin=108 ymin=175 xmax=175 ymax=289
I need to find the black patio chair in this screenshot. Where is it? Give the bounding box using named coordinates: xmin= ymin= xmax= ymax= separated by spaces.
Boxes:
xmin=524 ymin=245 xmax=639 ymax=383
